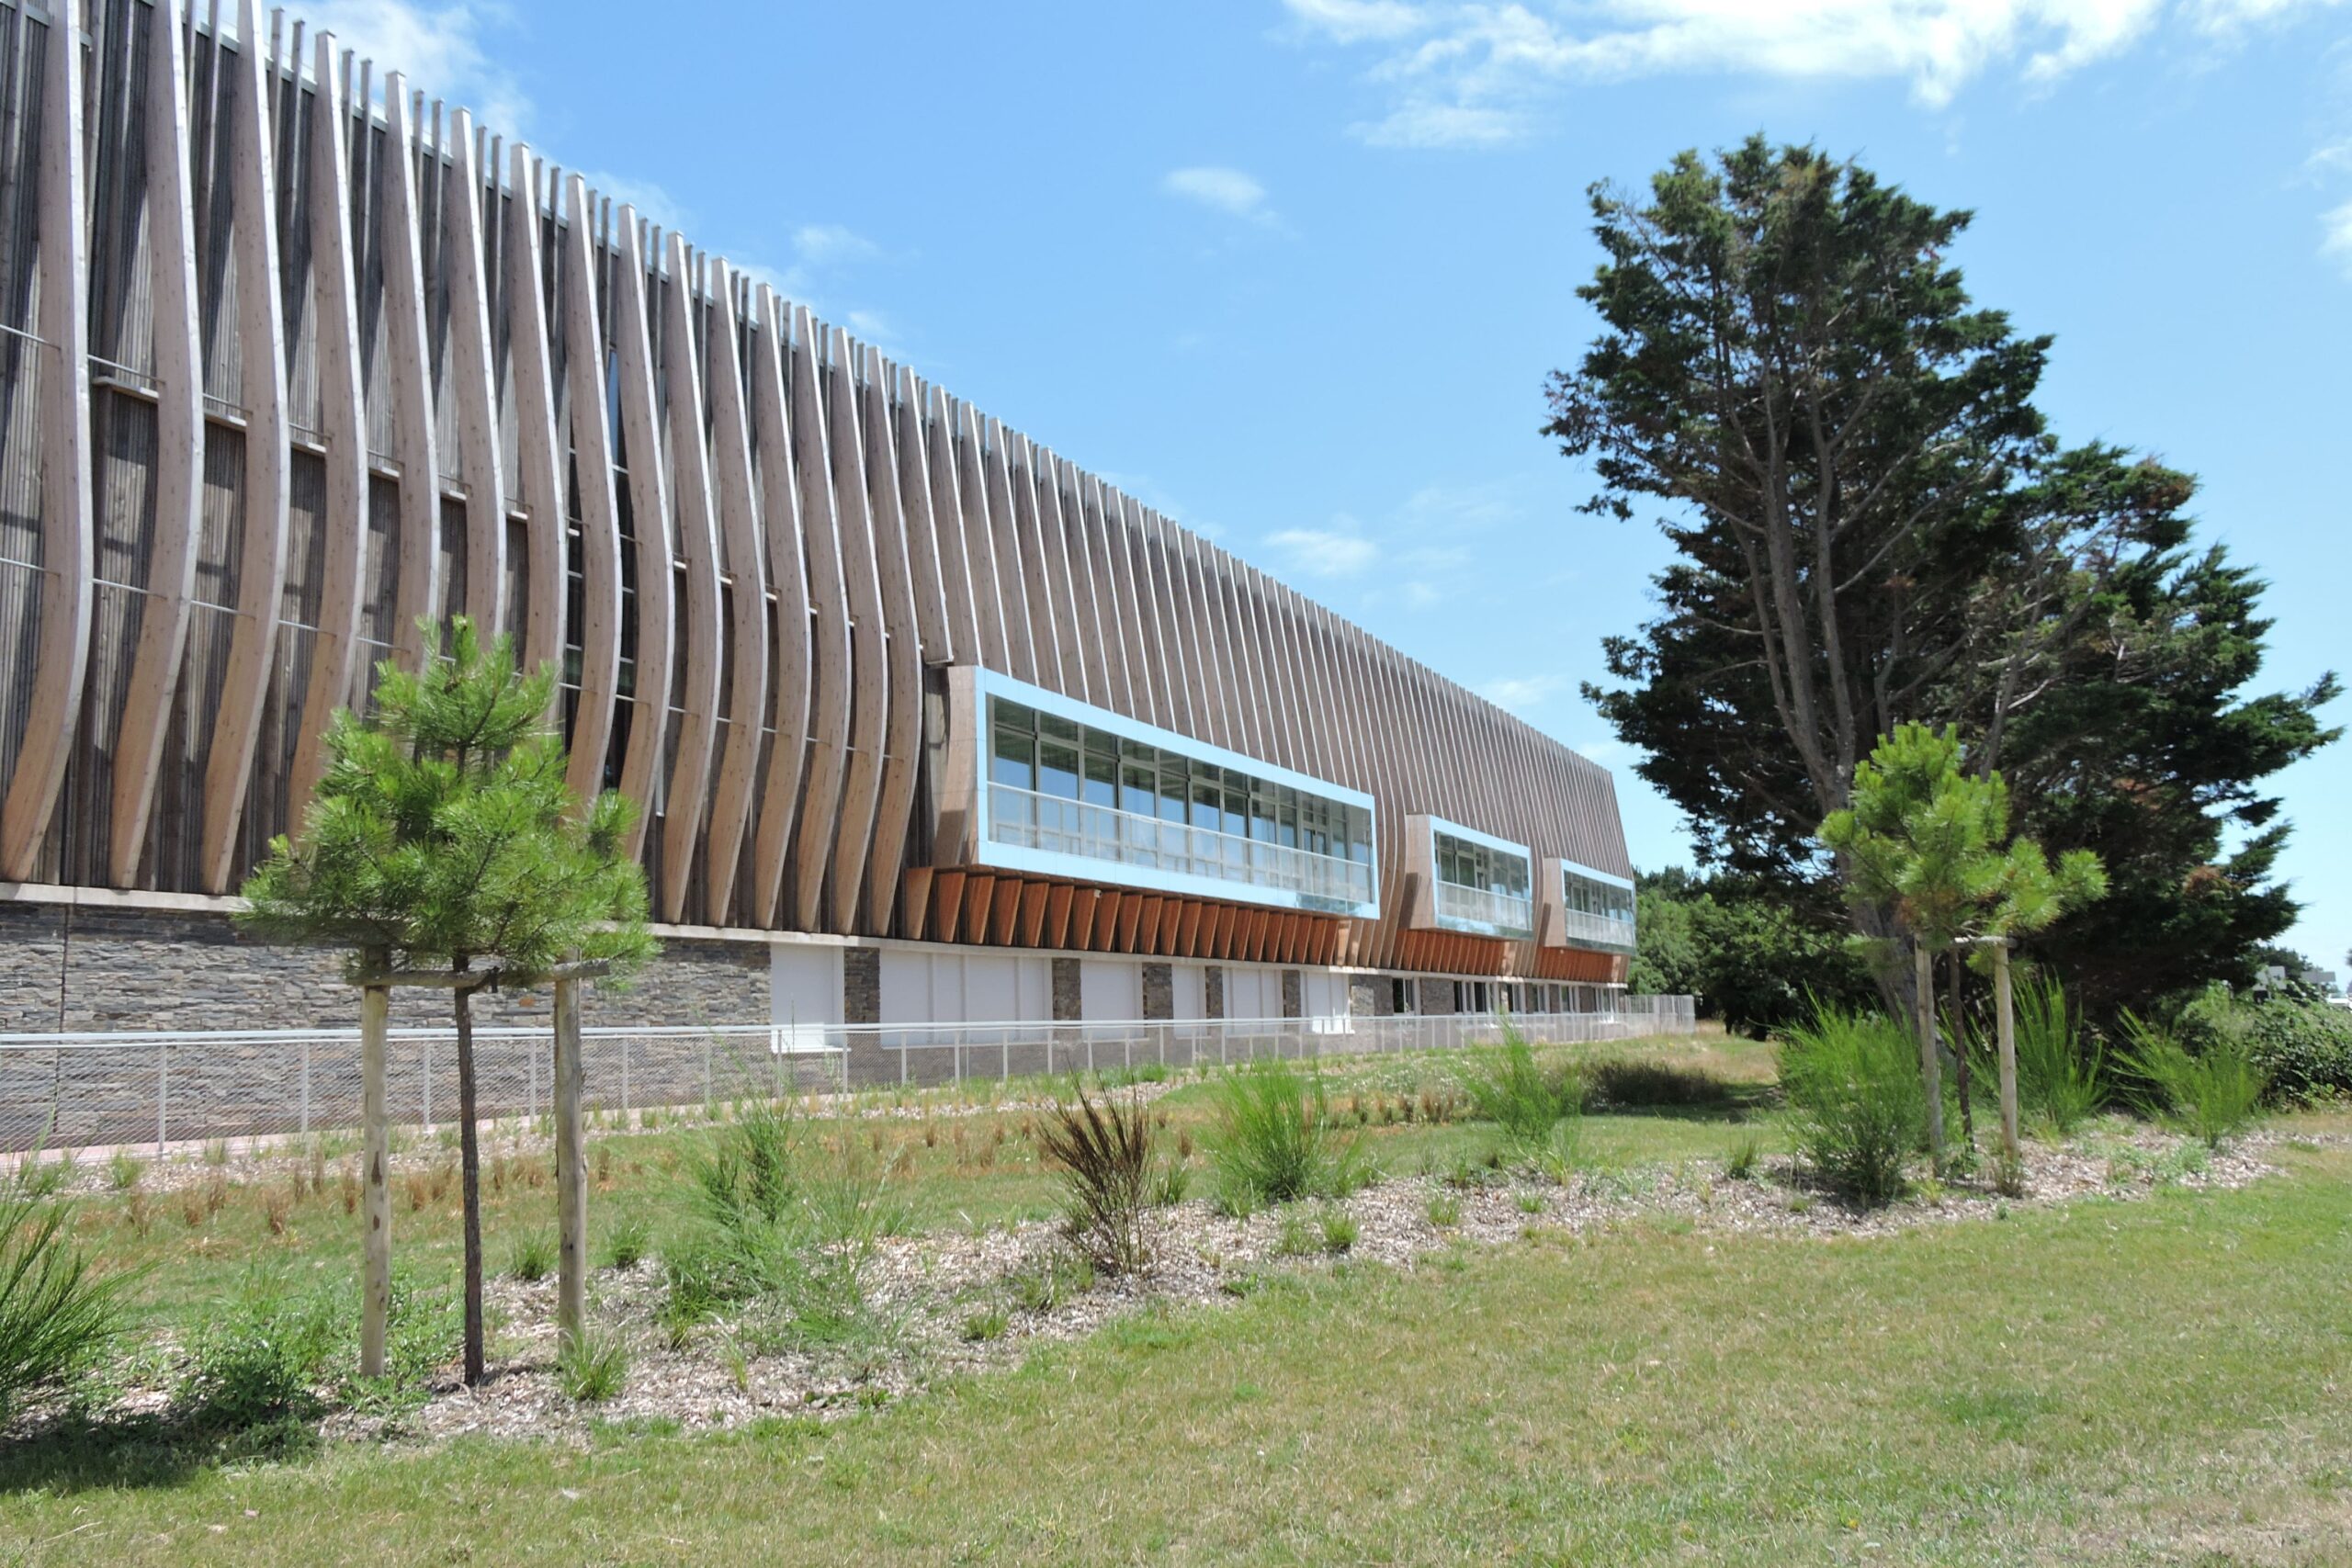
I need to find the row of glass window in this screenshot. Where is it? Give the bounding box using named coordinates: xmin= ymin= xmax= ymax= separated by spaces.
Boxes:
xmin=1565 ymin=868 xmax=1635 ymax=924
xmin=1434 ymin=831 xmax=1532 ymax=901
xmin=989 ymin=698 xmax=1374 ymax=865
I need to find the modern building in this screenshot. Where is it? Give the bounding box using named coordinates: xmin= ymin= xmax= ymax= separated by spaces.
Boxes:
xmin=0 ymin=0 xmax=1637 ymax=1039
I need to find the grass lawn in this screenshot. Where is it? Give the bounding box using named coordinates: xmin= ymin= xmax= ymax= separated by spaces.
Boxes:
xmin=4 ymin=1041 xmax=2346 ymax=1565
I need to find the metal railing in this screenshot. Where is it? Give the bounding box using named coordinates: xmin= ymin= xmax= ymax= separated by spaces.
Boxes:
xmin=1554 ymin=905 xmax=1636 ymax=951
xmin=1434 ymin=881 xmax=1534 ymax=935
xmin=989 ymin=782 xmax=1375 ymax=906
xmin=0 ymin=998 xmax=1698 ymax=1157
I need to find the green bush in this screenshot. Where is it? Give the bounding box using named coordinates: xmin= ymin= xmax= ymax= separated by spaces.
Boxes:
xmin=1778 ymin=1005 xmax=1925 ymax=1208
xmin=2120 ymin=1014 xmax=2267 ymax=1147
xmin=0 ymin=1189 xmax=134 ymax=1417
xmin=179 ymin=1280 xmax=342 ymax=1427
xmin=2008 ymin=974 xmax=2104 ymax=1134
xmin=506 ymin=1233 xmax=555 ymax=1282
xmin=1457 ymin=1031 xmax=1584 ymax=1146
xmin=601 ymin=1213 xmax=654 ymax=1270
xmin=1207 ymin=1061 xmax=1364 ymax=1212
xmin=1584 ymin=1058 xmax=1736 ymax=1111
xmin=2239 ymin=1000 xmax=2352 ymax=1105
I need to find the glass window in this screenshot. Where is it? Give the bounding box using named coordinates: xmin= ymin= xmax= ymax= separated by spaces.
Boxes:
xmin=1038 ymin=736 xmax=1080 ymax=800
xmin=1191 ymin=774 xmax=1221 ymax=829
xmin=1158 ymin=756 xmax=1188 ymax=824
xmin=1222 ymin=770 xmax=1250 ymax=837
xmin=1083 ymin=734 xmax=1117 ymax=807
xmin=990 ymin=700 xmax=1035 ymax=790
xmin=1120 ymin=742 xmax=1157 ymax=817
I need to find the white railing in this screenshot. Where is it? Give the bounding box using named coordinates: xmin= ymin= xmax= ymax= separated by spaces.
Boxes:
xmin=1435 ymin=881 xmax=1534 ymax=935
xmin=0 ymin=998 xmax=1698 ymax=1157
xmin=1555 ymin=905 xmax=1636 ymax=951
xmin=989 ymin=782 xmax=1375 ymax=907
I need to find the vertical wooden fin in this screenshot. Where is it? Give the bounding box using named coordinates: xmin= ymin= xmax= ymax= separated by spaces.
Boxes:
xmin=606 ymin=207 xmax=672 ymax=858
xmin=655 ymin=232 xmax=720 ymax=920
xmin=440 ymin=108 xmax=505 ymax=637
xmin=747 ymin=285 xmax=809 ymax=926
xmin=0 ymin=0 xmax=92 ymax=879
xmin=821 ymin=328 xmax=886 ymax=933
xmin=700 ymin=259 xmax=769 ymax=920
xmin=503 ymin=144 xmax=567 ymax=694
xmin=115 ymin=1 xmax=209 ymax=883
xmin=786 ymin=302 xmax=849 ymax=931
xmin=377 ymin=77 xmax=440 ymax=669
xmin=557 ymin=175 xmax=623 ymax=811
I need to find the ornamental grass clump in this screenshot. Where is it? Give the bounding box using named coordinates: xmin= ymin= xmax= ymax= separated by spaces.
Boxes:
xmin=1458 ymin=1028 xmax=1585 ymax=1149
xmin=1207 ymin=1060 xmax=1364 ymax=1213
xmin=2120 ymin=1013 xmax=2267 ymax=1148
xmin=1035 ymin=1089 xmax=1156 ymax=1275
xmin=2009 ymin=975 xmax=2104 ymax=1134
xmin=0 ymin=1186 xmax=134 ymax=1419
xmin=1779 ymin=1004 xmax=1925 ymax=1208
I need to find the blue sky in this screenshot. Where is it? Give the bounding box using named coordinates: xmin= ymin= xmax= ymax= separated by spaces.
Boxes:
xmin=310 ymin=0 xmax=2352 ymax=984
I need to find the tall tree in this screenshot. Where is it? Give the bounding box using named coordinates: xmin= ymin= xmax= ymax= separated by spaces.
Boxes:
xmin=242 ymin=619 xmax=655 ymax=1385
xmin=1549 ymin=138 xmax=2335 ymax=1011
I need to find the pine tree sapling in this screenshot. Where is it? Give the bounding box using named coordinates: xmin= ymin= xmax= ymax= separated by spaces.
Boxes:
xmin=242 ymin=617 xmax=655 ymax=1386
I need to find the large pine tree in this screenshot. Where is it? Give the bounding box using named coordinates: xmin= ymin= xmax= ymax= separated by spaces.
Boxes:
xmin=1548 ymin=137 xmax=2337 ymax=1017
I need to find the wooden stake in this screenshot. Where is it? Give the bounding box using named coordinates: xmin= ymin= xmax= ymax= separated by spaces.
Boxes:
xmin=1915 ymin=940 xmax=1945 ymax=1168
xmin=553 ymin=974 xmax=587 ymax=1348
xmin=360 ymin=982 xmax=391 ymax=1379
xmin=1994 ymin=938 xmax=2019 ymax=1167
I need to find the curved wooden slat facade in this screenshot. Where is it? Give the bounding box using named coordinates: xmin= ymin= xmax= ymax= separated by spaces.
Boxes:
xmin=0 ymin=0 xmax=1632 ymax=1004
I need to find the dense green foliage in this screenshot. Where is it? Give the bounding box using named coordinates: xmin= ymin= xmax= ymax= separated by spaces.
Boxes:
xmin=1629 ymin=868 xmax=1872 ymax=1033
xmin=1779 ymin=1006 xmax=1926 ymax=1206
xmin=2006 ymin=976 xmax=2104 ymax=1135
xmin=1549 ymin=138 xmax=2337 ymax=1020
xmin=2119 ymin=1015 xmax=2269 ymax=1147
xmin=1456 ymin=1031 xmax=1585 ymax=1147
xmin=2165 ymin=984 xmax=2352 ymax=1106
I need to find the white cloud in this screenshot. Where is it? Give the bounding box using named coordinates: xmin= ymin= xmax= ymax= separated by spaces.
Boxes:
xmin=1163 ymin=165 xmax=1277 ymax=222
xmin=296 ymin=0 xmax=533 ymax=132
xmin=1480 ymin=673 xmax=1566 ymax=711
xmin=2324 ymin=198 xmax=2352 ymax=271
xmin=795 ymin=224 xmax=883 ymax=267
xmin=577 ymin=170 xmax=693 ymax=235
xmin=1265 ymin=525 xmax=1381 ymax=576
xmin=1283 ymin=0 xmax=2350 ymax=146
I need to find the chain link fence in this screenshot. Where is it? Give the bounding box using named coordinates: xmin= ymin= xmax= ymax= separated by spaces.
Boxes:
xmin=0 ymin=996 xmax=1698 ymax=1158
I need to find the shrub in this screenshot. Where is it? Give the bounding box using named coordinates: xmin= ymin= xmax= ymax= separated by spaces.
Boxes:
xmin=1724 ymin=1132 xmax=1762 ymax=1181
xmin=2240 ymin=1000 xmax=2352 ymax=1105
xmin=1458 ymin=1030 xmax=1583 ymax=1146
xmin=1034 ymin=1089 xmax=1155 ymax=1275
xmin=506 ymin=1233 xmax=555 ymax=1282
xmin=1207 ymin=1061 xmax=1363 ymax=1212
xmin=556 ymin=1325 xmax=628 ymax=1403
xmin=1779 ymin=1005 xmax=1924 ymax=1208
xmin=2120 ymin=1014 xmax=2267 ymax=1147
xmin=601 ymin=1214 xmax=653 ymax=1270
xmin=0 ymin=1189 xmax=134 ymax=1417
xmin=2008 ymin=975 xmax=2103 ymax=1134
xmin=179 ymin=1279 xmax=342 ymax=1427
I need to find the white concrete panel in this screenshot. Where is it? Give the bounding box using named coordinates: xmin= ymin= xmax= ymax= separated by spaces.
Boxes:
xmin=965 ymin=953 xmax=1017 ymax=1022
xmin=771 ymin=942 xmax=842 ymax=1030
xmin=1171 ymin=964 xmax=1206 ymax=1021
xmin=1080 ymin=959 xmax=1141 ymax=1022
xmin=878 ymin=949 xmax=932 ymax=1026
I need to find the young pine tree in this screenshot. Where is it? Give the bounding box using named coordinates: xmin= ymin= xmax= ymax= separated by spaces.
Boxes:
xmin=241 ymin=617 xmax=655 ymax=1385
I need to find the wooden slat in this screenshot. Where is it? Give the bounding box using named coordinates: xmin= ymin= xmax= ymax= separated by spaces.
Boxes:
xmin=1018 ymin=880 xmax=1048 ymax=947
xmin=191 ymin=0 xmax=286 ymax=887
xmin=654 ymin=234 xmax=722 ymax=921
xmin=503 ymin=144 xmax=566 ymax=695
xmin=698 ymin=259 xmax=769 ymax=919
xmin=555 ymin=175 xmax=624 ymax=815
xmin=1133 ymin=894 xmax=1162 ymax=954
xmin=978 ymin=414 xmax=1037 ymax=682
xmin=605 ymin=208 xmax=672 ymax=860
xmin=989 ymin=875 xmax=1022 ymax=946
xmin=109 ymin=0 xmax=208 ymax=883
xmin=915 ymin=381 xmax=978 ymax=665
xmin=1044 ymin=883 xmax=1075 ymax=949
xmin=892 ymin=368 xmax=953 ymax=664
xmin=786 ymin=302 xmax=850 ymax=930
xmin=856 ymin=346 xmax=922 ymax=935
xmin=930 ymin=868 xmax=967 ymax=944
xmin=376 ymin=80 xmax=439 ymax=671
xmin=1176 ymin=899 xmax=1202 ymax=958
xmin=961 ymin=873 xmax=996 ymax=944
xmin=820 ymin=329 xmax=887 ymax=932
xmin=946 ymin=396 xmax=1010 ymax=673
xmin=440 ymin=109 xmax=504 ymax=636
xmin=899 ymin=865 xmax=933 ymax=942
xmin=0 ymin=0 xmax=91 ymax=879
xmin=283 ymin=34 xmax=366 ymax=826
xmin=746 ymin=286 xmax=811 ymax=924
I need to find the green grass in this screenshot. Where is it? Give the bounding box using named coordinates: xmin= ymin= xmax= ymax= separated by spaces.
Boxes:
xmin=2 ymin=1037 xmax=2331 ymax=1565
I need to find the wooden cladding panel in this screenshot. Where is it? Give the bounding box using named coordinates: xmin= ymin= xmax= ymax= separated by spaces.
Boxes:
xmin=7 ymin=0 xmax=1632 ymax=992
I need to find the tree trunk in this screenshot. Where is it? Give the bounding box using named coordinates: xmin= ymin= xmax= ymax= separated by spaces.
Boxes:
xmin=454 ymin=955 xmax=485 ymax=1387
xmin=1914 ymin=940 xmax=1945 ymax=1170
xmin=1994 ymin=940 xmax=2020 ymax=1168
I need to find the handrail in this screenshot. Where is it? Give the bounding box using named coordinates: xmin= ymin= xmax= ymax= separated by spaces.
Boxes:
xmin=987 ymin=782 xmax=1375 ymax=905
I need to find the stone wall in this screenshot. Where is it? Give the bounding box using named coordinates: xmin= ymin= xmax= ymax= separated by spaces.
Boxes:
xmin=0 ymin=901 xmax=769 ymax=1035
xmin=1348 ymin=976 xmax=1379 ymax=1018
xmin=1050 ymin=957 xmax=1080 ymax=1021
xmin=842 ymin=947 xmax=881 ymax=1026
xmin=1281 ymin=969 xmax=1302 ymax=1020
xmin=1204 ymin=965 xmax=1224 ymax=1020
xmin=1141 ymin=962 xmax=1172 ymax=1021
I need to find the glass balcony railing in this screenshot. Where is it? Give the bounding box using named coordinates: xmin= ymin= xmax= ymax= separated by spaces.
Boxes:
xmin=989 ymin=783 xmax=1375 ymax=908
xmin=1555 ymin=905 xmax=1635 ymax=951
xmin=1434 ymin=881 xmax=1535 ymax=936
